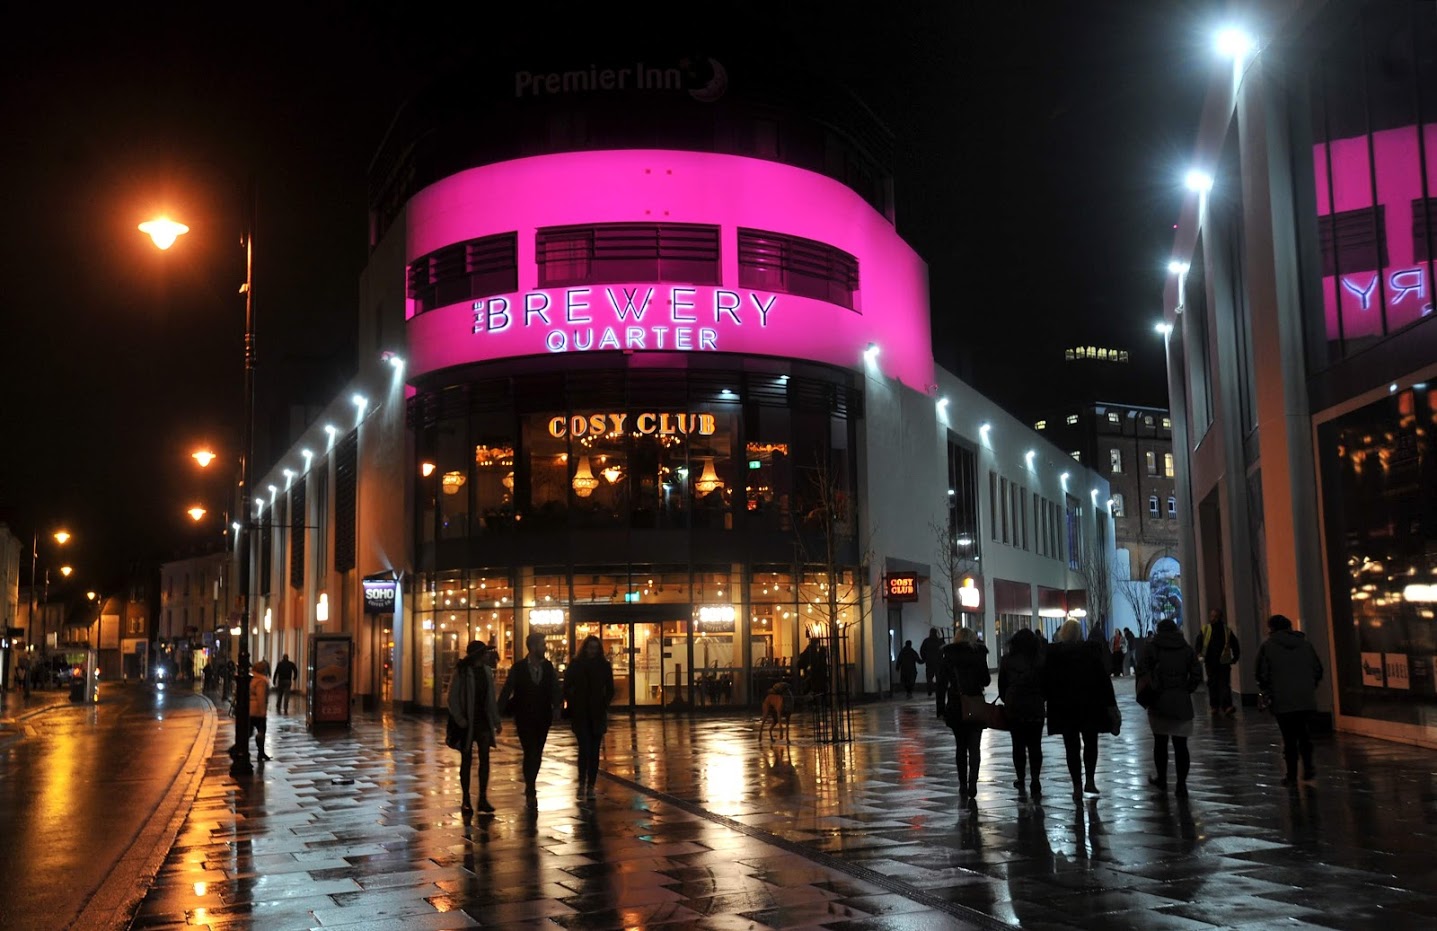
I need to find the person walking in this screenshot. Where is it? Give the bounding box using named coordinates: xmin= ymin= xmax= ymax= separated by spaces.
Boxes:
xmin=564 ymin=634 xmax=614 ymax=800
xmin=999 ymin=628 xmax=1046 ymax=798
xmin=1256 ymin=614 xmax=1324 ymax=786
xmin=498 ymin=631 xmax=561 ymax=801
xmin=249 ymin=660 xmax=272 ymax=762
xmin=896 ymin=640 xmax=921 ymax=699
xmin=1043 ymin=619 xmax=1116 ymax=798
xmin=273 ymin=653 xmax=298 ymax=714
xmin=448 ymin=640 xmax=501 ymax=813
xmin=1196 ymin=608 xmax=1240 ymax=715
xmin=1123 ymin=628 xmax=1138 ymax=676
xmin=1110 ymin=628 xmax=1126 ymax=677
xmin=919 ymin=628 xmax=945 ymax=698
xmin=1136 ymin=619 xmax=1202 ymax=798
xmin=17 ymin=654 xmax=30 ymax=698
xmin=935 ymin=627 xmax=991 ymax=804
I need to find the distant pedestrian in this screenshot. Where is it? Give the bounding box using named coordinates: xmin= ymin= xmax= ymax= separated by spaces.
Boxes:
xmin=797 ymin=635 xmax=830 ymax=704
xmin=249 ymin=660 xmax=272 ymax=762
xmin=202 ymin=661 xmax=214 ymax=692
xmin=17 ymin=655 xmax=30 ymax=698
xmin=273 ymin=653 xmax=298 ymax=714
xmin=1123 ymin=628 xmax=1137 ymax=675
xmin=448 ymin=640 xmax=501 ymax=813
xmin=1136 ymin=619 xmax=1202 ymax=798
xmin=896 ymin=640 xmax=920 ymax=699
xmin=999 ymin=628 xmax=1046 ymax=798
xmin=1110 ymin=629 xmax=1126 ymax=677
xmin=1044 ymin=619 xmax=1117 ymax=798
xmin=221 ymin=659 xmax=234 ymax=701
xmin=919 ymin=628 xmax=944 ymax=697
xmin=935 ymin=627 xmax=991 ymax=804
xmin=498 ymin=631 xmax=561 ymax=801
xmin=1256 ymin=615 xmax=1323 ymax=786
xmin=1196 ymin=608 xmax=1240 ymax=715
xmin=564 ymin=634 xmax=614 ymax=800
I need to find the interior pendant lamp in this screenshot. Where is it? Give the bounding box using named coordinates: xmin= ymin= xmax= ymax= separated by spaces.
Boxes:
xmin=572 ymin=456 xmax=600 ymax=497
xmin=695 ymin=458 xmax=724 ymax=496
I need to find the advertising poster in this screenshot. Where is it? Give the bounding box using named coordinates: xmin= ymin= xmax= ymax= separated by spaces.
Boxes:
xmin=1360 ymin=653 xmax=1385 ymax=687
xmin=313 ymin=637 xmax=352 ymax=725
xmin=1383 ymin=653 xmax=1410 ymax=690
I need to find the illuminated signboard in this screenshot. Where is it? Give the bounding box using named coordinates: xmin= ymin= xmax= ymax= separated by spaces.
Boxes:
xmin=548 ymin=412 xmax=716 ymax=438
xmin=363 ymin=579 xmax=396 ymax=615
xmin=958 ymin=576 xmax=983 ymax=612
xmin=885 ymin=573 xmax=919 ymax=603
xmin=694 ymin=604 xmax=736 ymax=632
xmin=530 ymin=608 xmax=565 ymax=630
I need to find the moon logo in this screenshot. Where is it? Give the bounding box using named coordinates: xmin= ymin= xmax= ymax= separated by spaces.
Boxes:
xmin=688 ymin=57 xmax=728 ymax=103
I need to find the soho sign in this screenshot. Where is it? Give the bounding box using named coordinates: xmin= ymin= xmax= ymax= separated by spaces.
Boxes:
xmin=471 ymin=285 xmax=780 ymax=353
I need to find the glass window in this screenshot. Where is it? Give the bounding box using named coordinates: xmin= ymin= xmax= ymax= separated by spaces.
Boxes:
xmin=537 ymin=223 xmax=721 ymax=288
xmin=751 ymin=566 xmax=797 ymax=700
xmin=738 ymin=228 xmax=861 ymax=310
xmin=1110 ymin=449 xmax=1122 ymax=473
xmin=1162 ymin=417 xmax=1172 ymax=430
xmin=570 ymin=414 xmax=629 ymax=529
xmin=1149 ymin=495 xmax=1160 ymax=516
xmin=1107 ymin=412 xmax=1120 ymax=424
xmin=1034 ymin=420 xmax=1046 ymax=430
xmin=1067 ymin=414 xmax=1079 ymax=425
xmin=524 ymin=415 xmax=571 ymax=529
xmin=1111 ymin=493 xmax=1125 ymax=517
xmin=948 ymin=438 xmax=981 ymax=565
xmin=1070 ymin=450 xmax=1081 ymax=461
xmin=1143 ymin=415 xmax=1154 ymax=426
xmin=1164 ymin=453 xmax=1175 ymax=478
xmin=1167 ymin=496 xmax=1177 ymax=517
xmin=745 ymin=399 xmax=792 ymax=533
xmin=1145 ymin=451 xmax=1157 ymax=475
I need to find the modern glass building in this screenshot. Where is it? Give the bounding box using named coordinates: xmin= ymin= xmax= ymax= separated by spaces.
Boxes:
xmin=240 ymin=45 xmax=1117 ymax=715
xmin=1162 ymin=1 xmax=1437 ymax=745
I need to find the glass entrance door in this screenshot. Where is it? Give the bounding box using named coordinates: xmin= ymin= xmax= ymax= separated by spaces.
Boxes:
xmin=632 ymin=622 xmax=664 ymax=706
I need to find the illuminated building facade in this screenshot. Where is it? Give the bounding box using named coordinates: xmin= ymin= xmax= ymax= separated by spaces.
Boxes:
xmin=241 ymin=46 xmax=1116 ymax=713
xmin=1162 ymin=1 xmax=1437 ymax=744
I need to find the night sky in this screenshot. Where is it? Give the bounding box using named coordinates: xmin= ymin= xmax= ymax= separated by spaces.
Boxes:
xmin=0 ymin=2 xmax=1214 ymax=588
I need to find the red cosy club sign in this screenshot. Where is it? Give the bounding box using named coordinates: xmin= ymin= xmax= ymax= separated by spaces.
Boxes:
xmin=471 ymin=285 xmax=779 ymax=354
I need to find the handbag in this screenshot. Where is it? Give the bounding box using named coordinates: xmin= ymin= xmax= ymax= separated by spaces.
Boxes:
xmin=445 ymin=713 xmax=465 ymax=750
xmin=1135 ymin=673 xmax=1156 ymax=709
xmin=1106 ymin=703 xmax=1122 ymax=736
xmin=959 ymin=694 xmax=1001 ymax=729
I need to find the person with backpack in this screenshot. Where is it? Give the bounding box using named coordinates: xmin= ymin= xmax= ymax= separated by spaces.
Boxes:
xmin=1196 ymin=608 xmax=1240 ymax=715
xmin=1136 ymin=618 xmax=1202 ymax=797
xmin=935 ymin=627 xmax=991 ymax=804
xmin=999 ymin=628 xmax=1046 ymax=798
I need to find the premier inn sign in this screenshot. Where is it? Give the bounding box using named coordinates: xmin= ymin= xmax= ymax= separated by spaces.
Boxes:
xmin=548 ymin=412 xmax=716 ymax=439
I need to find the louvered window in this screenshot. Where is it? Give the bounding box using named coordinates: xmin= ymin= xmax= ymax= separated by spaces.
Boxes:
xmin=407 ymin=233 xmax=518 ymax=315
xmin=535 ymin=223 xmax=720 ymax=287
xmin=1318 ymin=206 xmax=1386 ymax=276
xmin=290 ymin=479 xmax=307 ymax=589
xmin=334 ymin=430 xmax=358 ymax=573
xmin=738 ymin=229 xmax=859 ymax=309
xmin=1414 ymin=198 xmax=1437 ymax=262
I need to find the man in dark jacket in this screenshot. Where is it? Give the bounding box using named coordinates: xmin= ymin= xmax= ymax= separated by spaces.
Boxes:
xmin=1196 ymin=608 xmax=1240 ymax=715
xmin=499 ymin=631 xmax=561 ymax=801
xmin=1256 ymin=615 xmax=1323 ymax=786
xmin=273 ymin=653 xmax=298 ymax=714
xmin=896 ymin=640 xmax=920 ymax=699
xmin=919 ymin=628 xmax=944 ymax=697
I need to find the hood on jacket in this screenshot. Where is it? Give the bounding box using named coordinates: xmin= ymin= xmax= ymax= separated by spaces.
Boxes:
xmin=1153 ymin=628 xmax=1189 ymax=651
xmin=1269 ymin=629 xmax=1309 ymax=650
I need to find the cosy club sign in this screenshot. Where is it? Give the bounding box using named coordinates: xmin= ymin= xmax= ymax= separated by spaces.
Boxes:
xmin=471 ymin=284 xmax=779 ymax=354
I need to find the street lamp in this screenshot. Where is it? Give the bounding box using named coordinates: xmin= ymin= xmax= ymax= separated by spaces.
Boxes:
xmin=29 ymin=529 xmax=71 ymax=661
xmin=142 ymin=187 xmax=257 ymax=778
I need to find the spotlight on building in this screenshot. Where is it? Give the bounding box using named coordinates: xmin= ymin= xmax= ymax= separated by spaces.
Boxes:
xmin=1060 ymin=471 xmax=1071 ymax=490
xmin=382 ymin=350 xmax=404 ymax=369
xmin=1215 ymin=26 xmax=1256 ymax=60
xmin=1025 ymin=449 xmax=1036 ymax=468
xmin=979 ymin=422 xmax=992 ymax=442
xmin=936 ymin=397 xmax=950 ymax=412
xmin=1155 ymin=322 xmax=1173 ymax=335
xmin=1168 ymin=260 xmax=1190 ymax=275
xmin=863 ymin=342 xmax=880 ymax=362
xmin=1185 ymin=170 xmax=1213 ymax=193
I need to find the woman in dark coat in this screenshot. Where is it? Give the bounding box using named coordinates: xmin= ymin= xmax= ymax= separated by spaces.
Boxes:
xmin=896 ymin=640 xmax=921 ymax=699
xmin=999 ymin=628 xmax=1046 ymax=798
xmin=935 ymin=627 xmax=992 ymax=803
xmin=1043 ymin=619 xmax=1116 ymax=798
xmin=498 ymin=631 xmax=562 ymax=801
xmin=447 ymin=640 xmax=501 ymax=813
xmin=564 ymin=634 xmax=615 ymax=800
xmin=1136 ymin=618 xmax=1202 ymax=797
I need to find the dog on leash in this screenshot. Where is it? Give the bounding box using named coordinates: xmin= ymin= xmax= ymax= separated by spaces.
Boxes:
xmin=760 ymin=682 xmax=794 ymax=742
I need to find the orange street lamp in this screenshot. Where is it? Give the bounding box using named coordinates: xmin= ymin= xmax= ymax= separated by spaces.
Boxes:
xmin=53 ymin=530 xmax=71 ymax=545
xmin=59 ymin=566 xmax=73 ymax=578
xmin=187 ymin=506 xmax=207 ymax=522
xmin=138 ymin=217 xmax=189 ymax=250
xmin=192 ymin=449 xmax=217 ymax=468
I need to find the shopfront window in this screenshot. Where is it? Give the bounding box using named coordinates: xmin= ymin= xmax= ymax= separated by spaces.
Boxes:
xmin=524 ymin=417 xmax=571 ymax=529
xmin=435 ymin=419 xmax=469 ymax=540
xmin=750 ymin=566 xmax=798 ymax=700
xmin=692 ymin=566 xmax=738 ymax=705
xmin=526 ymin=569 xmax=571 ymax=674
xmin=570 ymin=414 xmax=629 ymax=529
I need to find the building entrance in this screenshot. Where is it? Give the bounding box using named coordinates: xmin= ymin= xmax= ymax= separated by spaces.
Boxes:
xmin=574 ymin=606 xmax=693 ymax=711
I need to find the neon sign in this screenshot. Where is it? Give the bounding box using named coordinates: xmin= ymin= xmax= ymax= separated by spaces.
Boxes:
xmin=548 ymin=413 xmax=716 ymax=439
xmin=471 ymin=285 xmax=779 ymax=354
xmin=885 ymin=573 xmax=919 ymax=603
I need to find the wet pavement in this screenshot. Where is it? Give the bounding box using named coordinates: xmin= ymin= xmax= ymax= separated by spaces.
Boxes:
xmin=0 ymin=680 xmax=211 ymax=931
xmin=129 ymin=686 xmax=1437 ymax=929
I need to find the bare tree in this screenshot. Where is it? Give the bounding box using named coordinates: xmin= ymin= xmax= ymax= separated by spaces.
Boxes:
xmin=793 ymin=454 xmax=872 ymax=744
xmin=930 ymin=509 xmax=980 ymax=634
xmin=1115 ymin=574 xmax=1161 ymax=637
xmin=1073 ymin=533 xmax=1113 ymax=637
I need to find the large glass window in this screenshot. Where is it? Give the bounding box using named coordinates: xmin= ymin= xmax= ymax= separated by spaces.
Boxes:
xmin=947 ymin=437 xmax=981 ymax=566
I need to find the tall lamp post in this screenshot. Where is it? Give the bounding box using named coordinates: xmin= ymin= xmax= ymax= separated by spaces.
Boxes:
xmin=29 ymin=530 xmax=71 ymax=660
xmin=142 ymin=189 xmax=256 ymax=777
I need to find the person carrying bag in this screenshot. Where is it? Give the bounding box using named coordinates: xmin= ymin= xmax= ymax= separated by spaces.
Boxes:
xmin=935 ymin=627 xmax=992 ymax=804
